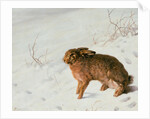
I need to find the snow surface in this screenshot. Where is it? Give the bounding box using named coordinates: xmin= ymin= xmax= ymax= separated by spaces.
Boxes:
xmin=12 ymin=8 xmax=138 ymax=111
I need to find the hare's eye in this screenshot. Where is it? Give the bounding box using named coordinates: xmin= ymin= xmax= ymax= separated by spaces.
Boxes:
xmin=70 ymin=54 xmax=74 ymax=56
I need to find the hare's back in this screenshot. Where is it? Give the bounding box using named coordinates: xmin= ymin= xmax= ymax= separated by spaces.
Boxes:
xmin=91 ymin=54 xmax=128 ymax=83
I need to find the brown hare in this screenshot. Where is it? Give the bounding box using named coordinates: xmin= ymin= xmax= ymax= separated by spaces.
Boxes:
xmin=63 ymin=47 xmax=133 ymax=99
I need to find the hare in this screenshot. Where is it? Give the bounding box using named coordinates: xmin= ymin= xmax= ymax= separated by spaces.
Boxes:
xmin=63 ymin=47 xmax=133 ymax=99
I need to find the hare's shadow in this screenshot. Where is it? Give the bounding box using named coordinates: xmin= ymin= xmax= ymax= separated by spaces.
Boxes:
xmin=125 ymin=85 xmax=138 ymax=94
xmin=82 ymin=92 xmax=97 ymax=99
xmin=82 ymin=85 xmax=138 ymax=99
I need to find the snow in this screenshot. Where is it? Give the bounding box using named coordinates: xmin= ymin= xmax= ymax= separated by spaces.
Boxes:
xmin=12 ymin=8 xmax=138 ymax=111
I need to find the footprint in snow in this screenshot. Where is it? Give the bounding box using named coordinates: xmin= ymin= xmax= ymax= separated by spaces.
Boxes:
xmin=116 ymin=45 xmax=120 ymax=48
xmin=56 ymin=106 xmax=62 ymax=110
xmin=41 ymin=97 xmax=46 ymax=101
xmin=128 ymin=102 xmax=136 ymax=108
xmin=133 ymin=51 xmax=138 ymax=58
xmin=125 ymin=58 xmax=132 ymax=64
xmin=120 ymin=97 xmax=131 ymax=102
xmin=13 ymin=83 xmax=18 ymax=87
xmin=121 ymin=49 xmax=124 ymax=53
xmin=114 ymin=106 xmax=119 ymax=111
xmin=26 ymin=90 xmax=32 ymax=94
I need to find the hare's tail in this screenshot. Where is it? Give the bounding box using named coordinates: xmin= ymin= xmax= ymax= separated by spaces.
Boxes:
xmin=128 ymin=75 xmax=134 ymax=84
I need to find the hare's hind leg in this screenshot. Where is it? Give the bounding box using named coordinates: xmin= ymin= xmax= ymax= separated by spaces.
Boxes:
xmin=78 ymin=81 xmax=89 ymax=99
xmin=108 ymin=79 xmax=124 ymax=97
xmin=113 ymin=83 xmax=124 ymax=97
xmin=100 ymin=84 xmax=108 ymax=91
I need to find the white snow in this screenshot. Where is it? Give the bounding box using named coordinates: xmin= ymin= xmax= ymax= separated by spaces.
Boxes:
xmin=12 ymin=8 xmax=138 ymax=111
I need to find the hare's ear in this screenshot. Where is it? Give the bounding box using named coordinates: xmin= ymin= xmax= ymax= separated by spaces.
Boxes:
xmin=77 ymin=47 xmax=89 ymax=51
xmin=80 ymin=49 xmax=96 ymax=56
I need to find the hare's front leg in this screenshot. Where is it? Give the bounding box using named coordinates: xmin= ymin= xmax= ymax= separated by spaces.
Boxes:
xmin=76 ymin=80 xmax=82 ymax=94
xmin=78 ymin=81 xmax=89 ymax=99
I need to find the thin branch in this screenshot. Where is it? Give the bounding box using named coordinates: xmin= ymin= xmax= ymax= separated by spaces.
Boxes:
xmin=27 ymin=34 xmax=49 ymax=66
xmin=104 ymin=9 xmax=138 ymax=46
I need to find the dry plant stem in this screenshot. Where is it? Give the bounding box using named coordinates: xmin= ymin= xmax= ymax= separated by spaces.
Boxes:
xmin=93 ymin=33 xmax=97 ymax=44
xmin=104 ymin=9 xmax=138 ymax=46
xmin=107 ymin=9 xmax=124 ymax=37
xmin=28 ymin=34 xmax=49 ymax=65
xmin=53 ymin=75 xmax=60 ymax=89
xmin=44 ymin=49 xmax=48 ymax=63
xmin=86 ymin=100 xmax=101 ymax=111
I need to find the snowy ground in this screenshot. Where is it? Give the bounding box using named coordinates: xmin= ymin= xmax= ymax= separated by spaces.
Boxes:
xmin=12 ymin=8 xmax=138 ymax=111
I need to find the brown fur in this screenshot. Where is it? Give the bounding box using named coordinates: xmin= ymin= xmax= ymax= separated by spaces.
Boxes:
xmin=63 ymin=47 xmax=133 ymax=99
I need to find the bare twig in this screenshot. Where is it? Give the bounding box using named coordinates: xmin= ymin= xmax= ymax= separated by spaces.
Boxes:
xmin=104 ymin=9 xmax=138 ymax=45
xmin=53 ymin=74 xmax=60 ymax=89
xmin=85 ymin=100 xmax=101 ymax=111
xmin=92 ymin=33 xmax=97 ymax=44
xmin=28 ymin=34 xmax=49 ymax=65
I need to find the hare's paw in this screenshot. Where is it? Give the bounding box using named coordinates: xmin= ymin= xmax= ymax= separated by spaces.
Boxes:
xmin=77 ymin=95 xmax=82 ymax=99
xmin=113 ymin=89 xmax=123 ymax=97
xmin=100 ymin=84 xmax=108 ymax=91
